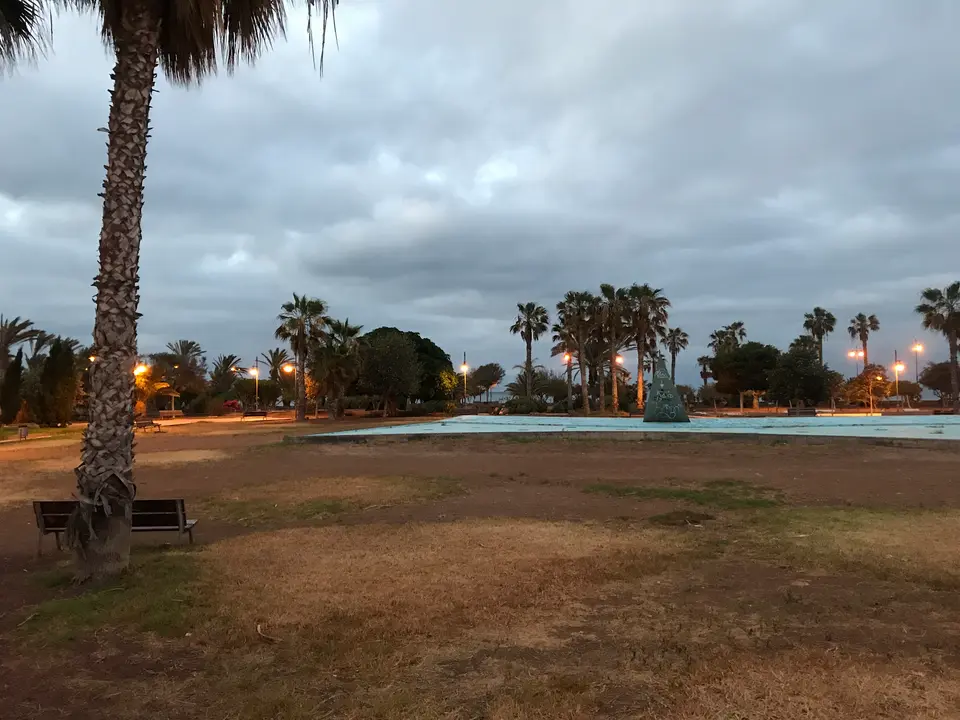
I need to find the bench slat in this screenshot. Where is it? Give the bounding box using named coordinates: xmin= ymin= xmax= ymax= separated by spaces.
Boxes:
xmin=34 ymin=499 xmax=196 ymax=539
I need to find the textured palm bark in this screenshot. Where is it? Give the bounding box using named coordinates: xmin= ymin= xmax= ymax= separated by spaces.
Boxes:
xmin=577 ymin=331 xmax=589 ymax=414
xmin=862 ymin=339 xmax=869 ymax=368
xmin=636 ymin=346 xmax=645 ymax=409
xmin=609 ymin=348 xmax=619 ymax=413
xmin=565 ymin=362 xmax=573 ymax=415
xmin=524 ymin=337 xmax=533 ymax=398
xmin=950 ymin=331 xmax=959 ymax=413
xmin=296 ymin=353 xmax=307 ymax=421
xmin=68 ymin=2 xmax=160 ymax=581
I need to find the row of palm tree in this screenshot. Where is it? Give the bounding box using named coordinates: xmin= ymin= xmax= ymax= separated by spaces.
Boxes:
xmin=511 ymin=285 xmax=687 ymax=414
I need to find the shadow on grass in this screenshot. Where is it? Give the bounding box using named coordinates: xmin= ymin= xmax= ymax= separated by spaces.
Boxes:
xmin=585 ymin=478 xmax=782 ymax=510
xmin=19 ymin=548 xmax=205 ymax=644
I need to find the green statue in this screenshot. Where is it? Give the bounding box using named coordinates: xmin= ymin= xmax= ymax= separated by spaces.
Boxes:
xmin=643 ymin=356 xmax=690 ymax=423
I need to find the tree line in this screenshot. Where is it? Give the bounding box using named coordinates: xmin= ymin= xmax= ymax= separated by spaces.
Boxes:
xmin=510 ymin=281 xmax=960 ymax=413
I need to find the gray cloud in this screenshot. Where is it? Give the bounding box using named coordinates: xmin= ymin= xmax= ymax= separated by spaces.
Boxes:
xmin=2 ymin=1 xmax=960 ymax=386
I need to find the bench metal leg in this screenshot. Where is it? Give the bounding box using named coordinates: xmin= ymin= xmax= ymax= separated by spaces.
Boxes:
xmin=37 ymin=530 xmax=43 ymax=558
xmin=188 ymin=528 xmax=194 ymax=544
xmin=55 ymin=532 xmax=62 ymax=552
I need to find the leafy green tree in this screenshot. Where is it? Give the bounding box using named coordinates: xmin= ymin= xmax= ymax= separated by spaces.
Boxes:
xmin=767 ymin=345 xmax=832 ymax=407
xmin=210 ymin=354 xmax=242 ymax=395
xmin=233 ymin=378 xmax=281 ymax=410
xmin=311 ymin=318 xmax=363 ymax=419
xmin=663 ymin=327 xmax=689 ymax=383
xmin=62 ymin=2 xmax=340 ymax=579
xmin=406 ymin=333 xmax=453 ymax=402
xmin=0 ymin=314 xmax=38 ymax=381
xmin=916 ymin=282 xmax=960 ymax=413
xmin=0 ymin=348 xmax=24 ymax=424
xmin=359 ymin=330 xmax=421 ymax=417
xmin=438 ymin=369 xmax=459 ymax=402
xmin=843 ymin=365 xmax=891 ymax=409
xmin=712 ymin=341 xmax=779 ymax=409
xmin=847 ymin=313 xmax=880 ymax=366
xmin=895 ymin=380 xmax=922 ymax=406
xmin=37 ymin=338 xmax=78 ymax=426
xmin=510 ymin=302 xmax=549 ymax=398
xmin=803 ymin=307 xmax=836 ymax=365
xmin=276 ymin=294 xmax=329 ymax=422
xmin=627 ymin=284 xmax=670 ymax=409
xmin=919 ymin=361 xmax=956 ymax=406
xmin=789 ymin=334 xmax=819 ymax=355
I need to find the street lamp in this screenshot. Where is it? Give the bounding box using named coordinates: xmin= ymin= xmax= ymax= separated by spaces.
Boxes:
xmin=847 ymin=349 xmax=864 ymax=375
xmin=460 ymin=359 xmax=469 ymax=403
xmin=249 ymin=366 xmax=260 ymax=410
xmin=134 ymin=364 xmax=148 ymax=376
xmin=912 ymin=343 xmax=923 ymax=384
xmin=563 ymin=352 xmax=573 ymax=414
xmin=894 ymin=361 xmax=905 ymax=406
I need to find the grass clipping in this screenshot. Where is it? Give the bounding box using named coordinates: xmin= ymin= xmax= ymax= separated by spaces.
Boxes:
xmin=206 ymin=520 xmax=683 ymax=643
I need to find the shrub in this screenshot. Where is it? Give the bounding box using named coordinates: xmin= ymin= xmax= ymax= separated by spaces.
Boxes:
xmin=503 ymin=397 xmax=545 ymax=415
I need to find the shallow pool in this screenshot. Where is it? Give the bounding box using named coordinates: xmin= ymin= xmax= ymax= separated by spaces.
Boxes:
xmin=314 ymin=413 xmax=960 ymax=441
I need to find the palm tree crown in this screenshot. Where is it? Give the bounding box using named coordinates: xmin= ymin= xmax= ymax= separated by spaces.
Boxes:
xmin=916 ymin=282 xmax=960 ymax=413
xmin=627 ymin=284 xmax=670 ymax=408
xmin=803 ymin=306 xmax=836 ymax=365
xmin=510 ymin=302 xmax=549 ymax=398
xmin=0 ymin=0 xmax=48 ymax=66
xmin=847 ymin=313 xmax=880 ymax=366
xmin=663 ymin=327 xmax=689 ymax=383
xmin=0 ymin=314 xmax=39 ymax=379
xmin=557 ymin=291 xmax=594 ymax=413
xmin=276 ymin=294 xmax=328 ymax=422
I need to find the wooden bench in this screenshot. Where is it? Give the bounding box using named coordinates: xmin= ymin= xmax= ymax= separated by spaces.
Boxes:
xmin=33 ymin=498 xmax=197 ymax=556
xmin=241 ymin=410 xmax=268 ymax=420
xmin=158 ymin=409 xmax=184 ymax=420
xmin=786 ymin=407 xmax=818 ymax=417
xmin=135 ymin=418 xmax=163 ymax=433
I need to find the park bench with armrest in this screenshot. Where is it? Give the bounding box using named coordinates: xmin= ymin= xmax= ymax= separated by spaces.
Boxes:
xmin=32 ymin=498 xmax=197 ymax=556
xmin=241 ymin=410 xmax=269 ymax=420
xmin=135 ymin=418 xmax=162 ymax=432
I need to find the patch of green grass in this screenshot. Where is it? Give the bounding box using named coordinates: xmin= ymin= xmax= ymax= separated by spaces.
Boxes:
xmin=18 ymin=550 xmax=203 ymax=644
xmin=586 ymin=479 xmax=781 ymax=510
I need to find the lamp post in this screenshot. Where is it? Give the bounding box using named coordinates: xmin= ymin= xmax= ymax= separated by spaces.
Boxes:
xmin=283 ymin=364 xmax=296 ymax=412
xmin=912 ymin=342 xmax=923 ymax=384
xmin=460 ymin=352 xmax=469 ymax=404
xmin=847 ymin=349 xmax=864 ymax=376
xmin=250 ymin=364 xmax=260 ymax=410
xmin=868 ymin=374 xmax=883 ymax=415
xmin=563 ymin=352 xmax=573 ymax=414
xmin=893 ymin=356 xmax=905 ymax=409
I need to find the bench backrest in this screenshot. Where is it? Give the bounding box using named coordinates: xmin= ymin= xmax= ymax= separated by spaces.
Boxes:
xmin=34 ymin=499 xmax=187 ymax=534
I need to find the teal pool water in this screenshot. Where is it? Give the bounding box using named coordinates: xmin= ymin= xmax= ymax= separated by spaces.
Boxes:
xmin=314 ymin=414 xmax=960 ymax=441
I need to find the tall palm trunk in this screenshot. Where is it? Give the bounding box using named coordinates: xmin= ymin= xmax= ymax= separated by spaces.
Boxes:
xmin=68 ymin=3 xmax=161 ymax=580
xmin=609 ymin=348 xmax=619 ymax=413
xmin=525 ymin=336 xmax=533 ymax=398
xmin=296 ymin=352 xmax=306 ymax=421
xmin=817 ymin=338 xmax=824 ymax=366
xmin=577 ymin=332 xmax=589 ymax=414
xmin=565 ymin=361 xmax=573 ymax=414
xmin=597 ymin=362 xmax=606 ymax=412
xmin=670 ymin=351 xmax=677 ymax=383
xmin=862 ymin=338 xmax=869 ymax=367
xmin=950 ymin=331 xmax=959 ymax=413
xmin=636 ymin=346 xmax=645 ymax=408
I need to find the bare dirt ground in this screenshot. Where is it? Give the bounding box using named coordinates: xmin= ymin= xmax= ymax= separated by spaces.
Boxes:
xmin=1 ymin=422 xmax=959 ymax=718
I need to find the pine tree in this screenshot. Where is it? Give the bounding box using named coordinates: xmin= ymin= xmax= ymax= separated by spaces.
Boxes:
xmin=38 ymin=339 xmax=78 ymax=426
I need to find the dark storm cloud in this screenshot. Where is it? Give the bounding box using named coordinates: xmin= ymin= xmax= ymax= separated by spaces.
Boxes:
xmin=2 ymin=1 xmax=960 ymax=384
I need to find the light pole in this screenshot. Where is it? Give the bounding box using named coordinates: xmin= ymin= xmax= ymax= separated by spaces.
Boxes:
xmin=893 ymin=356 xmax=905 ymax=409
xmin=283 ymin=364 xmax=296 ymax=413
xmin=847 ymin=349 xmax=864 ymax=376
xmin=912 ymin=342 xmax=923 ymax=384
xmin=563 ymin=352 xmax=574 ymax=414
xmin=460 ymin=352 xmax=469 ymax=404
xmin=250 ymin=364 xmax=260 ymax=410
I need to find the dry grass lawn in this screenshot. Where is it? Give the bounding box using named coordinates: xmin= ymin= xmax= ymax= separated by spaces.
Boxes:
xmin=4 ymin=435 xmax=960 ymax=719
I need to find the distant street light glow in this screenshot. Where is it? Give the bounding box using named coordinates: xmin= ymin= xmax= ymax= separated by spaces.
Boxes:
xmin=283 ymin=364 xmax=295 ymax=374
xmin=133 ymin=364 xmax=148 ymax=376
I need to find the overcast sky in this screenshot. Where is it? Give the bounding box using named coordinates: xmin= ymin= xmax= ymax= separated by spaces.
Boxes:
xmin=2 ymin=0 xmax=959 ymax=386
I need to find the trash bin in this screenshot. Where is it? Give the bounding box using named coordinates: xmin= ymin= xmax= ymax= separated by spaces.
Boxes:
xmin=18 ymin=424 xmax=28 ymax=441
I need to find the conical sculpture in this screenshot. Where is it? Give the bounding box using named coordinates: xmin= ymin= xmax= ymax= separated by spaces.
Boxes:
xmin=643 ymin=356 xmax=690 ymax=423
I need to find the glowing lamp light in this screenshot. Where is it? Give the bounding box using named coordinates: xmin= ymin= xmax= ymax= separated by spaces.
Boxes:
xmin=460 ymin=363 xmax=469 ymax=373
xmin=615 ymin=355 xmax=625 ymax=365
xmin=283 ymin=364 xmax=295 ymax=374
xmin=249 ymin=367 xmax=259 ymax=377
xmin=133 ymin=364 xmax=148 ymax=376
xmin=88 ymin=355 xmax=97 ymax=363
xmin=894 ymin=362 xmax=905 ymax=374
xmin=563 ymin=352 xmax=571 ymax=364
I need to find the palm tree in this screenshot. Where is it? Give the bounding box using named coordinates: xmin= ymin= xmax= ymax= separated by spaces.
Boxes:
xmin=550 ymin=319 xmax=577 ymax=413
xmin=0 ymin=314 xmax=39 ymax=380
xmin=803 ymin=307 xmax=837 ymax=365
xmin=276 ymin=294 xmax=329 ymax=422
xmin=663 ymin=327 xmax=689 ymax=383
xmin=696 ymin=355 xmax=712 ymax=388
xmin=557 ymin=291 xmax=594 ymax=414
xmin=210 ymin=354 xmax=242 ymax=395
xmin=312 ymin=318 xmax=362 ymax=419
xmin=63 ymin=1 xmax=340 ymax=580
xmin=261 ymin=348 xmax=292 ymax=382
xmin=165 ymin=339 xmax=205 ymax=368
xmin=708 ymin=322 xmax=747 ymax=355
xmin=627 ymin=284 xmax=670 ymax=409
xmin=599 ymin=284 xmax=630 ymax=413
xmin=847 ymin=313 xmax=880 ymax=366
xmin=916 ymin=282 xmax=960 ymax=413
xmin=0 ymin=0 xmax=47 ymax=66
xmin=509 ymin=302 xmax=549 ymax=398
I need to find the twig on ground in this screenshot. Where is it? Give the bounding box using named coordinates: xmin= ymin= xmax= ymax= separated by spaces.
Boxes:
xmin=256 ymin=623 xmax=278 ymax=643
xmin=16 ymin=612 xmax=37 ymax=628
